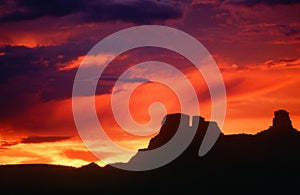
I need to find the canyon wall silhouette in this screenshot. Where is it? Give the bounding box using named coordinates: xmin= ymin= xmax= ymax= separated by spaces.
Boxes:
xmin=1 ymin=110 xmax=300 ymax=193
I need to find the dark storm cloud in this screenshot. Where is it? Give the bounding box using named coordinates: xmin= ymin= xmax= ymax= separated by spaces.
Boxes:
xmin=83 ymin=0 xmax=182 ymax=23
xmin=0 ymin=42 xmax=93 ymax=118
xmin=20 ymin=136 xmax=71 ymax=144
xmin=279 ymin=26 xmax=299 ymax=37
xmin=0 ymin=42 xmax=94 ymax=83
xmin=0 ymin=42 xmax=154 ymax=119
xmin=0 ymin=0 xmax=84 ymax=22
xmin=0 ymin=0 xmax=182 ymax=24
xmin=0 ymin=136 xmax=71 ymax=149
xmin=100 ymin=76 xmax=149 ymax=83
xmin=225 ymin=0 xmax=300 ymax=6
xmin=0 ymin=46 xmax=54 ymax=83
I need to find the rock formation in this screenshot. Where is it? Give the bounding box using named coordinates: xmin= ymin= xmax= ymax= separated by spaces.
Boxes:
xmin=127 ymin=109 xmax=300 ymax=166
xmin=257 ymin=109 xmax=298 ymax=138
xmin=127 ymin=113 xmax=222 ymax=165
xmin=2 ymin=110 xmax=300 ymax=193
xmin=272 ymin=109 xmax=293 ymax=130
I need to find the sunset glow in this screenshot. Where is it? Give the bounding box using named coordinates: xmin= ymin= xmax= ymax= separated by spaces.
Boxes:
xmin=1 ymin=0 xmax=300 ymax=167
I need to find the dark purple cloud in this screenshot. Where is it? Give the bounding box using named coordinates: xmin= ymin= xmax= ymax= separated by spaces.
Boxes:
xmin=0 ymin=42 xmax=94 ymax=118
xmin=0 ymin=136 xmax=70 ymax=149
xmin=0 ymin=0 xmax=182 ymax=24
xmin=225 ymin=0 xmax=300 ymax=6
xmin=20 ymin=136 xmax=71 ymax=144
xmin=0 ymin=41 xmax=94 ymax=83
xmin=278 ymin=25 xmax=299 ymax=37
xmin=0 ymin=45 xmax=184 ymax=120
xmin=0 ymin=0 xmax=84 ymax=22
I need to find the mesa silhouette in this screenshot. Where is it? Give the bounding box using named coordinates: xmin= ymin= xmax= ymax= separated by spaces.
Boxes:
xmin=1 ymin=110 xmax=300 ymax=193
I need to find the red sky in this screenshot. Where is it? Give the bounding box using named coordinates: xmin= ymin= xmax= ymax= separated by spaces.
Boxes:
xmin=0 ymin=0 xmax=300 ymax=167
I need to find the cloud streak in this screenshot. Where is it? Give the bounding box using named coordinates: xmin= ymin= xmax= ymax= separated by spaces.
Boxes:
xmin=225 ymin=0 xmax=300 ymax=6
xmin=0 ymin=136 xmax=71 ymax=149
xmin=20 ymin=136 xmax=71 ymax=144
xmin=0 ymin=0 xmax=182 ymax=24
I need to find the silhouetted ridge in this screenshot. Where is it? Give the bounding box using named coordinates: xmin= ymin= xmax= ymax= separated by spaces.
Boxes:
xmin=1 ymin=110 xmax=300 ymax=193
xmin=80 ymin=162 xmax=100 ymax=169
xmin=128 ymin=113 xmax=221 ymax=164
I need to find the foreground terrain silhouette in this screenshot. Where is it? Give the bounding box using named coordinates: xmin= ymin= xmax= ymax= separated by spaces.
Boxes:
xmin=1 ymin=110 xmax=300 ymax=193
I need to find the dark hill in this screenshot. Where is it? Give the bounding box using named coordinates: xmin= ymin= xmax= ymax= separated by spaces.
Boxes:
xmin=1 ymin=110 xmax=300 ymax=193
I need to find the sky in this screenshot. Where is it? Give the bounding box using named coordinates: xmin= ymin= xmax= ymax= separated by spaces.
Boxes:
xmin=0 ymin=0 xmax=300 ymax=167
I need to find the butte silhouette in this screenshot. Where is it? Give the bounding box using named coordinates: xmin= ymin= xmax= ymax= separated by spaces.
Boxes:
xmin=1 ymin=110 xmax=299 ymax=193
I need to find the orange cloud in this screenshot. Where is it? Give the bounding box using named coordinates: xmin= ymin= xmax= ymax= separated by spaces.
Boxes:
xmin=1 ymin=55 xmax=300 ymax=166
xmin=57 ymin=56 xmax=86 ymax=71
xmin=63 ymin=149 xmax=99 ymax=162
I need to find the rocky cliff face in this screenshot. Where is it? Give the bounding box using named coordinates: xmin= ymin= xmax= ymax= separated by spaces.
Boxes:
xmin=140 ymin=113 xmax=221 ymax=151
xmin=127 ymin=113 xmax=222 ymax=165
xmin=272 ymin=109 xmax=294 ymax=131
xmin=146 ymin=113 xmax=189 ymax=150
